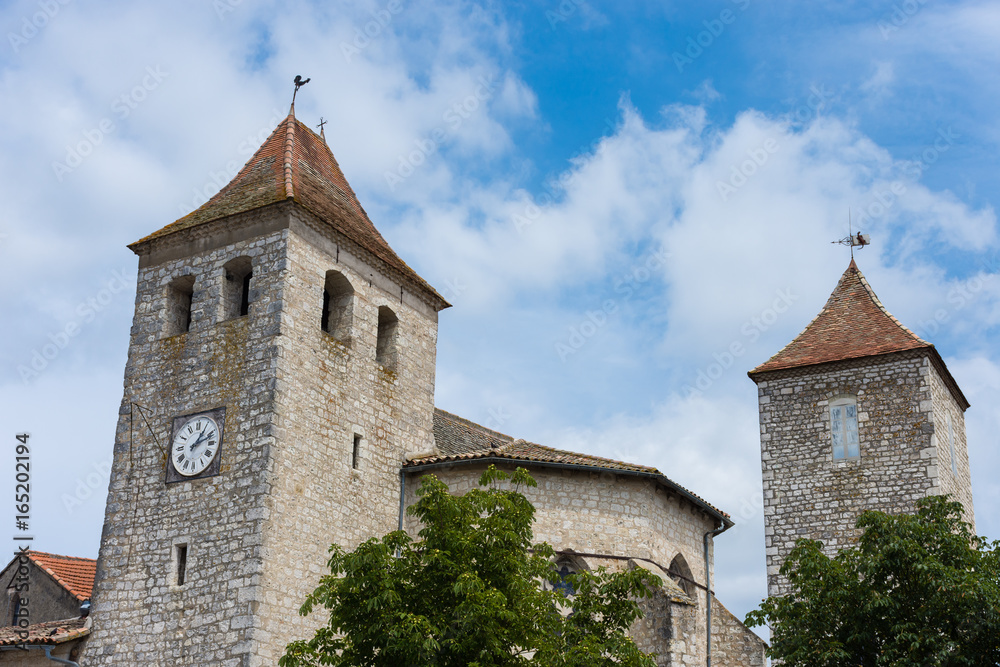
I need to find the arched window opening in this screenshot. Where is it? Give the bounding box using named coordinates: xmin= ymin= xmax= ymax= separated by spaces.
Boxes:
xmin=222 ymin=257 xmax=253 ymax=320
xmin=830 ymin=397 xmax=860 ymax=460
xmin=668 ymin=553 xmax=696 ymax=597
xmin=551 ymin=555 xmax=588 ymax=598
xmin=376 ymin=306 xmax=398 ymax=368
xmin=165 ymin=275 xmax=195 ymax=336
xmin=322 ymin=271 xmax=354 ymax=342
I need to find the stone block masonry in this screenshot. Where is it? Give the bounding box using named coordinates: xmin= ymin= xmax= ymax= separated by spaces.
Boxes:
xmin=85 ymin=200 xmax=442 ymax=666
xmin=755 ymin=350 xmax=973 ymax=597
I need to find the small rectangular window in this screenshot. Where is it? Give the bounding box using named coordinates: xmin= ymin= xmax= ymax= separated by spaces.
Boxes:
xmin=352 ymin=434 xmax=361 ymax=470
xmin=222 ymin=257 xmax=253 ymax=320
xmin=165 ymin=276 xmax=195 ymax=336
xmin=831 ymin=400 xmax=860 ymax=460
xmin=175 ymin=544 xmax=188 ymax=585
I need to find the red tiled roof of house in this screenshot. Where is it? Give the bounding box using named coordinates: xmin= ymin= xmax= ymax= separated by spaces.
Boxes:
xmin=26 ymin=552 xmax=96 ymax=601
xmin=130 ymin=107 xmax=448 ymax=310
xmin=408 ymin=409 xmax=732 ymax=527
xmin=750 ymin=259 xmax=932 ymax=375
xmin=0 ymin=617 xmax=89 ymax=646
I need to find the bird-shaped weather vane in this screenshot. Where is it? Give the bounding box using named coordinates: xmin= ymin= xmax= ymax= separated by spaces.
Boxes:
xmin=832 ymin=210 xmax=870 ymax=258
xmin=291 ymin=75 xmax=311 ymax=107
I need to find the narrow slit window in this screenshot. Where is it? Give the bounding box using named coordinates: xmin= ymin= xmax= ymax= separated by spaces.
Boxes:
xmin=222 ymin=257 xmax=253 ymax=320
xmin=322 ymin=271 xmax=354 ymax=342
xmin=948 ymin=413 xmax=957 ymax=476
xmin=830 ymin=398 xmax=860 ymax=460
xmin=376 ymin=306 xmax=399 ymax=369
xmin=352 ymin=434 xmax=361 ymax=470
xmin=165 ymin=276 xmax=195 ymax=336
xmin=175 ymin=544 xmax=188 ymax=585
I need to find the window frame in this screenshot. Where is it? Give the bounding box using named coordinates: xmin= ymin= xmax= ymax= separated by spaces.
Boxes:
xmin=829 ymin=396 xmax=861 ymax=461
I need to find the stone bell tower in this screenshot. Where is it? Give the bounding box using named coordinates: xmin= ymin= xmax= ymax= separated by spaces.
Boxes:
xmin=84 ymin=106 xmax=449 ymax=665
xmin=748 ymin=259 xmax=974 ymax=597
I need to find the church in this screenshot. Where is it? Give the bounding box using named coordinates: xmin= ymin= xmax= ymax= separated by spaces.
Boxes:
xmin=0 ymin=101 xmax=975 ymax=666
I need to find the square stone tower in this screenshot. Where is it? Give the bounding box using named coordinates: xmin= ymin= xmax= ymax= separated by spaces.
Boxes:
xmin=83 ymin=108 xmax=449 ymax=665
xmin=748 ymin=259 xmax=974 ymax=597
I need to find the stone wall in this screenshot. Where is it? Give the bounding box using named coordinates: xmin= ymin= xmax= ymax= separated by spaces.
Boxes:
xmin=85 ymin=201 xmax=442 ymax=666
xmin=928 ymin=363 xmax=975 ymax=528
xmin=0 ymin=561 xmax=81 ymax=628
xmin=755 ymin=351 xmax=972 ymax=596
xmin=0 ymin=640 xmax=84 ymax=665
xmin=403 ymin=462 xmax=735 ymax=665
xmin=86 ymin=207 xmax=287 ymax=666
xmin=254 ymin=208 xmax=440 ymax=665
xmin=405 ymin=463 xmax=716 ymax=586
xmin=709 ymin=596 xmax=766 ymax=667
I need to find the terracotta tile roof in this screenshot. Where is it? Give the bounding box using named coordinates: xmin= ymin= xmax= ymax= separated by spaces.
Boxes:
xmin=26 ymin=552 xmax=96 ymax=601
xmin=131 ymin=107 xmax=448 ymax=310
xmin=0 ymin=617 xmax=89 ymax=646
xmin=409 ymin=409 xmax=732 ymax=526
xmin=750 ymin=259 xmax=932 ymax=375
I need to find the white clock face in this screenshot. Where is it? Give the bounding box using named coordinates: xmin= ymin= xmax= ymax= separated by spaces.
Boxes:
xmin=171 ymin=415 xmax=220 ymax=477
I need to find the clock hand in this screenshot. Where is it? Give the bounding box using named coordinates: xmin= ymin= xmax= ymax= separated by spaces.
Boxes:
xmin=189 ymin=431 xmax=209 ymax=452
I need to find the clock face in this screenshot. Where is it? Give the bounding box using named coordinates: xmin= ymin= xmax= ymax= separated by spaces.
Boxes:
xmin=171 ymin=415 xmax=220 ymax=477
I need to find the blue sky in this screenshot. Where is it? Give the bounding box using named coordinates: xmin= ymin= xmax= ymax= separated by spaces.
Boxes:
xmin=2 ymin=0 xmax=999 ymax=636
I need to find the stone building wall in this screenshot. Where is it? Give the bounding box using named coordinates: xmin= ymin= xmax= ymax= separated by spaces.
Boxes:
xmin=709 ymin=596 xmax=766 ymax=667
xmin=405 ymin=464 xmax=716 ymax=587
xmin=0 ymin=641 xmax=83 ymax=665
xmin=0 ymin=562 xmax=81 ymax=628
xmin=403 ymin=463 xmax=729 ymax=664
xmin=85 ymin=207 xmax=288 ymax=666
xmin=755 ymin=351 xmax=962 ymax=596
xmin=928 ymin=363 xmax=975 ymax=528
xmin=254 ymin=208 xmax=440 ymax=665
xmin=85 ymin=200 xmax=442 ymax=666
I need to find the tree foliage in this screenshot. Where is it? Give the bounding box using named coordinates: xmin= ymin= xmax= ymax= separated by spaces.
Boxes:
xmin=746 ymin=495 xmax=1000 ymax=666
xmin=281 ymin=466 xmax=660 ymax=667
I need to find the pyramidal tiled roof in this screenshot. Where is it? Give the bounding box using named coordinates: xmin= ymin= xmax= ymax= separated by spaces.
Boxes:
xmin=26 ymin=551 xmax=96 ymax=601
xmin=132 ymin=107 xmax=448 ymax=309
xmin=751 ymin=259 xmax=932 ymax=375
xmin=408 ymin=409 xmax=732 ymax=527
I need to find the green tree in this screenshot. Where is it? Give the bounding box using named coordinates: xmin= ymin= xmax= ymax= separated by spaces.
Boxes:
xmin=746 ymin=495 xmax=1000 ymax=666
xmin=280 ymin=466 xmax=660 ymax=667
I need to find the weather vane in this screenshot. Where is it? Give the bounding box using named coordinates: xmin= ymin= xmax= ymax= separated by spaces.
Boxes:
xmin=291 ymin=75 xmax=311 ymax=107
xmin=832 ymin=210 xmax=870 ymax=258
xmin=317 ymin=117 xmax=327 ymax=141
